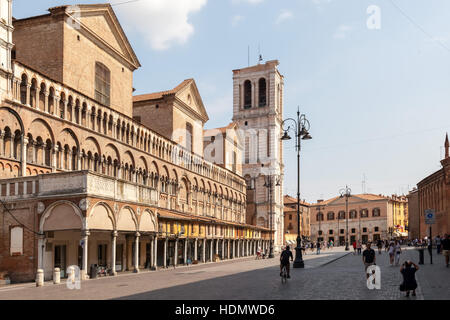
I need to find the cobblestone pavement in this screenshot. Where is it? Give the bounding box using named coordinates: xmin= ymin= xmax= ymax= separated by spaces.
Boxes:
xmin=0 ymin=247 xmax=447 ymax=300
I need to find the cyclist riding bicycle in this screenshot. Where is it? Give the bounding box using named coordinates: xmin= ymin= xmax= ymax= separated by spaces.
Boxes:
xmin=280 ymin=245 xmax=294 ymax=279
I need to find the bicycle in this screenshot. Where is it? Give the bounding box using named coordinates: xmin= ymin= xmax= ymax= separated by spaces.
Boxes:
xmin=281 ymin=265 xmax=288 ymax=284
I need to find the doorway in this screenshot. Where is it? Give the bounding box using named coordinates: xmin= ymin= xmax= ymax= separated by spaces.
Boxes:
xmin=362 ymin=235 xmax=369 ymax=244
xmin=98 ymin=244 xmax=107 ymax=267
xmin=54 ymin=245 xmax=67 ymax=278
xmin=116 ymin=244 xmax=123 ymax=271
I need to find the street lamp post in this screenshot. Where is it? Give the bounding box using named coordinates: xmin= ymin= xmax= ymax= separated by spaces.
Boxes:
xmin=263 ymin=174 xmax=281 ymax=259
xmin=281 ymin=108 xmax=312 ymax=269
xmin=339 ymin=186 xmax=351 ymax=251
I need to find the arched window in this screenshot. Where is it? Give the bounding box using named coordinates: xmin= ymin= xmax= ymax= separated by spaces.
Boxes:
xmin=338 ymin=211 xmax=345 ymax=219
xmin=95 ymin=62 xmax=110 ymax=106
xmin=327 ymin=212 xmax=335 ymax=221
xmin=258 ymin=78 xmax=266 ymax=107
xmin=186 ymin=122 xmax=193 ymax=153
xmin=244 ymin=80 xmax=252 ymax=109
xmin=350 ymin=210 xmax=357 ymax=219
xmin=20 ymin=74 xmax=27 ymax=104
xmin=316 ymin=212 xmax=324 ymax=221
xmin=372 ymin=208 xmax=381 ymax=217
xmin=30 ymin=79 xmax=37 ymax=108
xmin=48 ymin=88 xmax=55 ymax=114
xmin=360 ymin=209 xmax=369 ymax=218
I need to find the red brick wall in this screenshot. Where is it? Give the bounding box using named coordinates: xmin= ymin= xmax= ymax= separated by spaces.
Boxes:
xmin=0 ymin=203 xmax=38 ymax=283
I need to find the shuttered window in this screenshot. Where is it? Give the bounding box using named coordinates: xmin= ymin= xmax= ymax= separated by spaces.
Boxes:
xmin=95 ymin=62 xmax=111 ymax=106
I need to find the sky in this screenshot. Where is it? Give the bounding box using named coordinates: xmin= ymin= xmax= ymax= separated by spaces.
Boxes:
xmin=12 ymin=0 xmax=450 ymax=203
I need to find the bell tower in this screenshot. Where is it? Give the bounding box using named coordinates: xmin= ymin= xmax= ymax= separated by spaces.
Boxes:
xmin=232 ymin=60 xmax=285 ymax=252
xmin=0 ymin=0 xmax=13 ymax=102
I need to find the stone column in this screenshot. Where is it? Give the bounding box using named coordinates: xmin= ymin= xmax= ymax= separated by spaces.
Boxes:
xmin=194 ymin=238 xmax=198 ymax=262
xmin=221 ymin=239 xmax=225 ymax=260
xmin=174 ymin=239 xmax=178 ymax=267
xmin=237 ymin=240 xmax=240 ymax=258
xmin=184 ymin=239 xmax=188 ymax=265
xmin=59 ymin=148 xmax=64 ymax=170
xmin=0 ymin=133 xmax=4 ymax=157
xmin=37 ymin=233 xmax=45 ymax=270
xmin=71 ymin=106 xmax=75 ymax=124
xmin=77 ymin=153 xmax=81 ymax=171
xmin=81 ymin=230 xmax=90 ymax=280
xmin=210 ymin=240 xmax=213 ymax=262
xmin=163 ymin=238 xmax=168 ymax=268
xmin=153 ymin=236 xmax=158 ymax=270
xmin=134 ymin=232 xmax=140 ymax=273
xmin=52 ymin=146 xmax=58 ymax=172
xmin=21 ymin=136 xmax=28 ymax=177
xmin=44 ymin=92 xmax=49 ymax=113
xmin=9 ymin=134 xmax=14 ymax=158
xmin=215 ymin=239 xmax=219 ymax=255
xmin=202 ymin=238 xmax=206 ymax=263
xmin=25 ymin=84 xmax=31 ymax=106
xmin=111 ymin=231 xmax=117 ymax=276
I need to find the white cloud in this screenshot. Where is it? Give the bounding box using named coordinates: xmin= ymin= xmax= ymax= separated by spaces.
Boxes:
xmin=231 ymin=15 xmax=245 ymax=27
xmin=275 ymin=9 xmax=293 ymax=24
xmin=115 ymin=0 xmax=207 ymax=51
xmin=333 ymin=25 xmax=352 ymax=39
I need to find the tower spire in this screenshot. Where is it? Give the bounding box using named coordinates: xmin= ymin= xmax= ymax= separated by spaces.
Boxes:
xmin=445 ymin=132 xmax=449 ymax=159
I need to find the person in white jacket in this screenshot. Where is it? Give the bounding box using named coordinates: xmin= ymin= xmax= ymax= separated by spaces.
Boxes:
xmin=394 ymin=241 xmax=402 ymax=266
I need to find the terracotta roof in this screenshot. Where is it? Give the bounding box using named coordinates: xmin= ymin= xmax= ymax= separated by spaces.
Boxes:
xmin=133 ymin=79 xmax=192 ymax=103
xmin=310 ymin=194 xmax=390 ymax=206
xmin=204 ymin=123 xmax=236 ymax=135
xmin=283 ymin=195 xmax=310 ymax=206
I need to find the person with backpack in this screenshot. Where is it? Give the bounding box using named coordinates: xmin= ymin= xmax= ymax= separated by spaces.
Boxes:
xmin=279 ymin=246 xmax=293 ymax=279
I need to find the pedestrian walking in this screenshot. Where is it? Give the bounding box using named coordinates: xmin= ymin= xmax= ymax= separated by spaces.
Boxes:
xmin=400 ymin=260 xmax=419 ymax=297
xmin=442 ymin=234 xmax=450 ymax=268
xmin=362 ymin=243 xmax=376 ymax=280
xmin=388 ymin=241 xmax=395 ymax=265
xmin=435 ymin=235 xmax=441 ymax=255
xmin=352 ymin=241 xmax=357 ymax=255
xmin=385 ymin=240 xmax=389 ymax=252
xmin=394 ymin=241 xmax=402 ymax=266
xmin=357 ymin=241 xmax=362 ymax=255
xmin=316 ymin=241 xmax=321 ymax=255
xmin=377 ymin=239 xmax=383 ymax=254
